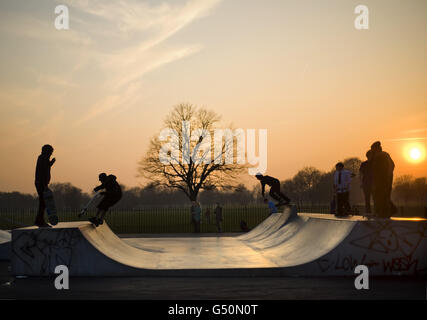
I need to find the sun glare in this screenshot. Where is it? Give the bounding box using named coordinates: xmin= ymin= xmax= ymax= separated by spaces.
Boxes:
xmin=410 ymin=148 xmax=421 ymax=160
xmin=403 ymin=143 xmax=426 ymax=163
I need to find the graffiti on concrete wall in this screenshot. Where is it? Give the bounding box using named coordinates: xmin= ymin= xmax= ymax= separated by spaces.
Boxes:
xmin=12 ymin=228 xmax=81 ymax=275
xmin=317 ymin=220 xmax=427 ymax=274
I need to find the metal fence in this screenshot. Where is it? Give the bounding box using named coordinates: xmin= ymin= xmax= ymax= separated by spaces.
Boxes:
xmin=1 ymin=204 xmax=424 ymax=234
xmin=0 ymin=206 xmax=273 ymax=234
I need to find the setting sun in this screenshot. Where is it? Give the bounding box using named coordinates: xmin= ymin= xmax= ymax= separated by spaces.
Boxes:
xmin=403 ymin=143 xmax=426 ymax=164
xmin=410 ymin=148 xmax=421 ymax=160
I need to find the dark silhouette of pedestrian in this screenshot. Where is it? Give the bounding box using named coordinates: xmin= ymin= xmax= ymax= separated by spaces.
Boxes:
xmin=205 ymin=208 xmax=211 ymax=225
xmin=240 ymin=220 xmax=250 ymax=232
xmin=88 ymin=173 xmax=122 ymax=227
xmin=214 ymin=202 xmax=223 ymax=233
xmin=34 ymin=144 xmax=56 ymax=228
xmin=255 ymin=173 xmax=290 ymax=206
xmin=359 ymin=150 xmax=373 ymax=214
xmin=191 ymin=201 xmax=201 ymax=233
xmin=370 ymin=141 xmax=396 ymax=218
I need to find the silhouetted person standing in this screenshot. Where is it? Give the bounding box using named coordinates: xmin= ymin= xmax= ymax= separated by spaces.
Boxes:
xmin=191 ymin=201 xmax=201 ymax=233
xmin=205 ymin=208 xmax=211 ymax=225
xmin=255 ymin=173 xmax=290 ymax=206
xmin=359 ymin=150 xmax=373 ymax=214
xmin=370 ymin=141 xmax=396 ymax=218
xmin=333 ymin=162 xmax=352 ymax=217
xmin=34 ymin=144 xmax=56 ymax=227
xmin=89 ymin=173 xmax=122 ymax=227
xmin=214 ymin=202 xmax=223 ymax=233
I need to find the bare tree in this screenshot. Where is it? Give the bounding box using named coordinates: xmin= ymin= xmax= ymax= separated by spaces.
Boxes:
xmin=292 ymin=167 xmax=322 ymax=205
xmin=138 ymin=104 xmax=247 ymax=202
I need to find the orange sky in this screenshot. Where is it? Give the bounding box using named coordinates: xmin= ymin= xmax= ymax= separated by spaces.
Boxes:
xmin=0 ymin=0 xmax=426 ymax=193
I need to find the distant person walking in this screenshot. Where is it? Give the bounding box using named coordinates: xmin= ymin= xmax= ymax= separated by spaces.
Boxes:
xmin=34 ymin=144 xmax=56 ymax=228
xmin=240 ymin=220 xmax=250 ymax=232
xmin=88 ymin=173 xmax=122 ymax=227
xmin=255 ymin=173 xmax=290 ymax=206
xmin=359 ymin=150 xmax=373 ymax=214
xmin=370 ymin=141 xmax=396 ymax=218
xmin=191 ymin=201 xmax=201 ymax=233
xmin=333 ymin=162 xmax=353 ymax=217
xmin=214 ymin=202 xmax=223 ymax=233
xmin=205 ymin=208 xmax=211 ymax=225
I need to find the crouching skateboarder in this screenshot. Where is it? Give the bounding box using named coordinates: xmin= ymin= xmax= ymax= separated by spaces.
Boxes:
xmin=88 ymin=173 xmax=122 ymax=227
xmin=255 ymin=173 xmax=291 ymax=207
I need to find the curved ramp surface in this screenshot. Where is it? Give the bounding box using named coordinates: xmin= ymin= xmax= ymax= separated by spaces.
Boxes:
xmin=265 ymin=214 xmax=427 ymax=276
xmin=0 ymin=230 xmax=11 ymax=260
xmin=238 ymin=206 xmax=295 ymax=241
xmin=237 ymin=212 xmax=283 ymax=241
xmin=243 ymin=215 xmax=308 ymax=250
xmin=11 ymin=222 xmax=278 ymax=277
xmin=11 ymin=215 xmax=427 ymax=277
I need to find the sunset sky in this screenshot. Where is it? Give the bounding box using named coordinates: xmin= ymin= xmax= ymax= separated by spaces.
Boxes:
xmin=0 ymin=0 xmax=426 ymax=194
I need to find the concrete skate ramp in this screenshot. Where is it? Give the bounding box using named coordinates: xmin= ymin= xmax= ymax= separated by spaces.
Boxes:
xmin=11 ymin=214 xmax=427 ymax=277
xmin=0 ymin=230 xmax=11 ymax=260
xmin=11 ymin=222 xmax=278 ymax=277
xmin=243 ymin=215 xmax=309 ymax=250
xmin=237 ymin=206 xmax=296 ymax=241
xmin=262 ymin=214 xmax=427 ymax=276
xmin=243 ymin=206 xmax=297 ymax=243
xmin=237 ymin=212 xmax=283 ymax=241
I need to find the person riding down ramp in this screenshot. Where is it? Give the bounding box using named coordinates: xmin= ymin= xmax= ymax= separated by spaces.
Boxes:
xmin=255 ymin=173 xmax=290 ymax=207
xmin=89 ymin=173 xmax=122 ymax=227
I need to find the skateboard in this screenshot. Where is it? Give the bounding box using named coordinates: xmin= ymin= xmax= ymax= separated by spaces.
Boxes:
xmin=78 ymin=192 xmax=103 ymax=217
xmin=43 ymin=188 xmax=58 ymax=225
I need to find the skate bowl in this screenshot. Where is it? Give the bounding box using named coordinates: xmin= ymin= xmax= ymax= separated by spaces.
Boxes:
xmin=0 ymin=230 xmax=11 ymax=260
xmin=11 ymin=208 xmax=427 ymax=277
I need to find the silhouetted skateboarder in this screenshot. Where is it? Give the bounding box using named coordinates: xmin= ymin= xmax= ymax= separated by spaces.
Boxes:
xmin=255 ymin=173 xmax=290 ymax=207
xmin=88 ymin=173 xmax=122 ymax=227
xmin=34 ymin=144 xmax=57 ymax=228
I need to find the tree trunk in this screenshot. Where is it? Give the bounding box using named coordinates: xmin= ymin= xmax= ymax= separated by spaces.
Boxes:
xmin=189 ymin=190 xmax=199 ymax=202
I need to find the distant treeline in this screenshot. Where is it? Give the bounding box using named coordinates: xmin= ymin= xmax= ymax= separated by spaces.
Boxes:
xmin=1 ymin=158 xmax=426 ymax=209
xmin=0 ymin=182 xmax=256 ymax=209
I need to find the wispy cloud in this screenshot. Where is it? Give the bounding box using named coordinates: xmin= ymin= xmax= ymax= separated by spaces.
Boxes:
xmin=401 ymin=128 xmax=427 ymax=134
xmin=385 ymin=128 xmax=427 ymax=142
xmin=55 ymin=0 xmax=223 ymax=124
xmin=0 ymin=13 xmax=92 ymax=46
xmin=1 ymin=0 xmax=223 ymax=129
xmin=385 ymin=137 xmax=427 ymax=142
